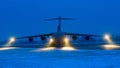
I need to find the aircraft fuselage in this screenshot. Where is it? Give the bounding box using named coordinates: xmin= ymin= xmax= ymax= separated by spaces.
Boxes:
xmin=50 ymin=32 xmax=67 ymax=48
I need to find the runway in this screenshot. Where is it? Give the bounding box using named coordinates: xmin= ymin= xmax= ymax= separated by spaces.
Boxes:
xmin=0 ymin=46 xmax=120 ymax=68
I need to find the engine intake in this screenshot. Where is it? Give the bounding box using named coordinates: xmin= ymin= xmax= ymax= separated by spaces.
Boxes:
xmin=85 ymin=36 xmax=90 ymax=41
xmin=72 ymin=35 xmax=77 ymax=40
xmin=29 ymin=37 xmax=33 ymax=42
xmin=41 ymin=36 xmax=46 ymax=41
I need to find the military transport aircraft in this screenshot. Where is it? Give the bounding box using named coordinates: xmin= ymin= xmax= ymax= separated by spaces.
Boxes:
xmin=15 ymin=16 xmax=103 ymax=48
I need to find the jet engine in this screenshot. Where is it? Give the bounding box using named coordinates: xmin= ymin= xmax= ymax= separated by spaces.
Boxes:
xmin=72 ymin=35 xmax=77 ymax=40
xmin=41 ymin=36 xmax=46 ymax=41
xmin=85 ymin=36 xmax=91 ymax=41
xmin=28 ymin=37 xmax=33 ymax=42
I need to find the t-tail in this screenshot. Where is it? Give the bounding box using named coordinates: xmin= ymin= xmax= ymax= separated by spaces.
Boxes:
xmin=45 ymin=16 xmax=75 ymax=32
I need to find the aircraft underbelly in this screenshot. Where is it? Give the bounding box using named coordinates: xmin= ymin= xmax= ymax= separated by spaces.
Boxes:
xmin=54 ymin=39 xmax=62 ymax=47
xmin=51 ymin=32 xmax=66 ymax=48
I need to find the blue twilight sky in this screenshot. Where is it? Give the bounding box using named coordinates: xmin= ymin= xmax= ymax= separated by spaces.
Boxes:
xmin=0 ymin=0 xmax=120 ymax=41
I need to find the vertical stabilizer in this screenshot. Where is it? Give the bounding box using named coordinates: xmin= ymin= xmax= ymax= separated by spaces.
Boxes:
xmin=45 ymin=16 xmax=75 ymax=32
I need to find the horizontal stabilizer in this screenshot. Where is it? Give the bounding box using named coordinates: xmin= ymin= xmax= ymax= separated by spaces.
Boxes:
xmin=45 ymin=17 xmax=75 ymax=21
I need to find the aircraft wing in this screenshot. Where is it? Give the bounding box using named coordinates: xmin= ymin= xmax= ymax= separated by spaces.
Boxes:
xmin=16 ymin=33 xmax=53 ymax=39
xmin=65 ymin=32 xmax=102 ymax=37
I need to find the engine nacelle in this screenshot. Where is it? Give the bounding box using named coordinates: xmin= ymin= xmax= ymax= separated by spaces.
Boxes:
xmin=41 ymin=36 xmax=46 ymax=41
xmin=28 ymin=37 xmax=33 ymax=42
xmin=85 ymin=36 xmax=90 ymax=41
xmin=72 ymin=35 xmax=77 ymax=40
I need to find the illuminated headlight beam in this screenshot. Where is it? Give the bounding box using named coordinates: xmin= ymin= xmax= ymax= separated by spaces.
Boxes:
xmin=3 ymin=37 xmax=15 ymax=47
xmin=104 ymin=34 xmax=114 ymax=44
xmin=0 ymin=37 xmax=16 ymax=51
xmin=62 ymin=37 xmax=76 ymax=51
xmin=50 ymin=38 xmax=54 ymax=43
xmin=64 ymin=37 xmax=69 ymax=42
xmin=0 ymin=47 xmax=17 ymax=51
xmin=102 ymin=44 xmax=120 ymax=50
xmin=61 ymin=47 xmax=76 ymax=51
xmin=104 ymin=34 xmax=110 ymax=40
xmin=32 ymin=47 xmax=56 ymax=52
xmin=103 ymin=34 xmax=120 ymax=50
xmin=45 ymin=38 xmax=54 ymax=47
xmin=9 ymin=37 xmax=16 ymax=44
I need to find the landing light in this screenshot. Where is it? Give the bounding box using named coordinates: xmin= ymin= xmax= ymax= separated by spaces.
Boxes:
xmin=50 ymin=38 xmax=54 ymax=42
xmin=64 ymin=37 xmax=69 ymax=42
xmin=102 ymin=34 xmax=120 ymax=50
xmin=104 ymin=34 xmax=114 ymax=44
xmin=46 ymin=38 xmax=54 ymax=47
xmin=104 ymin=34 xmax=111 ymax=40
xmin=9 ymin=37 xmax=16 ymax=43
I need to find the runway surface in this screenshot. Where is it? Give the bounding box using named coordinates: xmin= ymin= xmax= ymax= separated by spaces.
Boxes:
xmin=0 ymin=46 xmax=120 ymax=68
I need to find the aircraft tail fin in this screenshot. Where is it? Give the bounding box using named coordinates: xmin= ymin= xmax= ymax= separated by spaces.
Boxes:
xmin=45 ymin=16 xmax=75 ymax=32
